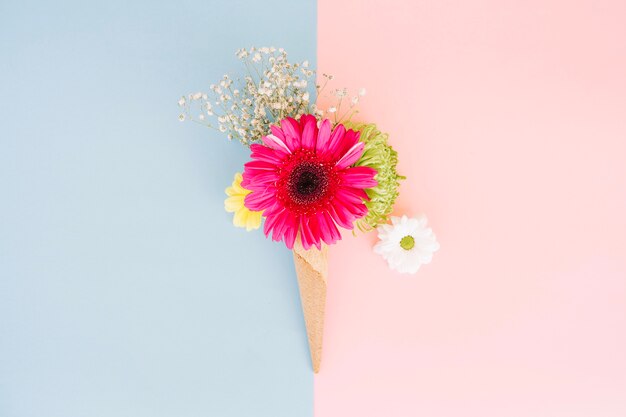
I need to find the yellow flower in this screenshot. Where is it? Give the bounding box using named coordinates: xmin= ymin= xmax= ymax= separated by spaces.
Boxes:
xmin=224 ymin=172 xmax=263 ymax=231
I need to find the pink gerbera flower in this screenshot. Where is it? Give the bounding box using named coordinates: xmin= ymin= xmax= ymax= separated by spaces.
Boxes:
xmin=242 ymin=114 xmax=377 ymax=250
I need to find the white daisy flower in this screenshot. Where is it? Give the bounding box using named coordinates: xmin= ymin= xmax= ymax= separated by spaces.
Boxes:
xmin=374 ymin=215 xmax=439 ymax=274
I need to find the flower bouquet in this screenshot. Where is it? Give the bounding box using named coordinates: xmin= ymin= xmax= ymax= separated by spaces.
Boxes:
xmin=180 ymin=47 xmax=439 ymax=372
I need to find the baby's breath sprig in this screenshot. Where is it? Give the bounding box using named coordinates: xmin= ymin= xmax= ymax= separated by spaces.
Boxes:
xmin=318 ymin=82 xmax=367 ymax=126
xmin=179 ymin=47 xmax=317 ymax=146
xmin=179 ymin=47 xmax=367 ymax=145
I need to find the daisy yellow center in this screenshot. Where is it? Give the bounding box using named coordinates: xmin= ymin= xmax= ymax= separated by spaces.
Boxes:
xmin=400 ymin=235 xmax=415 ymax=251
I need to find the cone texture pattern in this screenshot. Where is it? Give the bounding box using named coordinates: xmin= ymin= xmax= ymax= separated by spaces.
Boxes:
xmin=293 ymin=239 xmax=328 ymax=373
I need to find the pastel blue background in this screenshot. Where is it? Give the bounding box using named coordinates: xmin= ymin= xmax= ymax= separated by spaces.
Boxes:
xmin=0 ymin=1 xmax=316 ymax=416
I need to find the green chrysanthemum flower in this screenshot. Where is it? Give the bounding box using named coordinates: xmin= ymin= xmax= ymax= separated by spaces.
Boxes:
xmin=344 ymin=122 xmax=405 ymax=231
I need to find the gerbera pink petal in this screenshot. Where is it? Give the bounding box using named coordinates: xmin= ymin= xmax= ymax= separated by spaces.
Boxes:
xmin=333 ymin=128 xmax=360 ymax=158
xmin=270 ymin=125 xmax=286 ymax=142
xmin=308 ymin=215 xmax=324 ymax=250
xmin=242 ymin=166 xmax=275 ymax=187
xmin=312 ymin=212 xmax=329 ymax=244
xmin=329 ymin=200 xmax=356 ymax=229
xmin=298 ymin=114 xmax=315 ymax=130
xmin=300 ymin=216 xmax=319 ymax=250
xmin=339 ymin=166 xmax=378 ymax=188
xmin=318 ymin=211 xmax=341 ymax=244
xmin=300 ymin=114 xmax=318 ymax=150
xmin=283 ymin=214 xmax=299 ymax=249
xmin=245 ymin=190 xmax=276 ymax=211
xmin=281 ymin=117 xmax=302 ymax=150
xmin=307 ymin=214 xmax=324 ymax=249
xmin=262 ymin=202 xmax=282 ymax=217
xmin=262 ymin=134 xmax=291 ymax=154
xmin=335 ymin=188 xmax=369 ymax=214
xmin=242 ymin=170 xmax=275 ymax=188
xmin=250 ymin=144 xmax=283 ymax=164
xmin=341 ymin=201 xmax=368 ymax=217
xmin=315 ymin=119 xmax=332 ymax=153
xmin=242 ymin=172 xmax=278 ymax=189
xmin=270 ymin=210 xmax=291 ymax=242
xmin=336 ymin=141 xmax=365 ymax=169
xmin=244 ymin=160 xmax=277 ymax=171
xmin=263 ymin=204 xmax=286 ymax=237
xmin=242 ymin=171 xmax=272 ymax=187
xmin=326 ymin=124 xmax=346 ymax=156
xmin=339 ymin=186 xmax=370 ymax=202
xmin=298 ymin=217 xmax=311 ymax=249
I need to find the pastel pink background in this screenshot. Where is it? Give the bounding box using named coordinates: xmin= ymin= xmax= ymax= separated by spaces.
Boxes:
xmin=317 ymin=0 xmax=626 ymax=416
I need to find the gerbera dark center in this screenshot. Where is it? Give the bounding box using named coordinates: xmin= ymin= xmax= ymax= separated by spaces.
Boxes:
xmin=288 ymin=162 xmax=329 ymax=205
xmin=296 ymin=170 xmax=320 ymax=195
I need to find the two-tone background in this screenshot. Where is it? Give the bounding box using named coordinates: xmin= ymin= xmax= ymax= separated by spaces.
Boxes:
xmin=1 ymin=0 xmax=625 ymax=416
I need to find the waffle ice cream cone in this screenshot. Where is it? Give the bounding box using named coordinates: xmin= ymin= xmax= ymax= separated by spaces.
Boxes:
xmin=292 ymin=238 xmax=328 ymax=373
